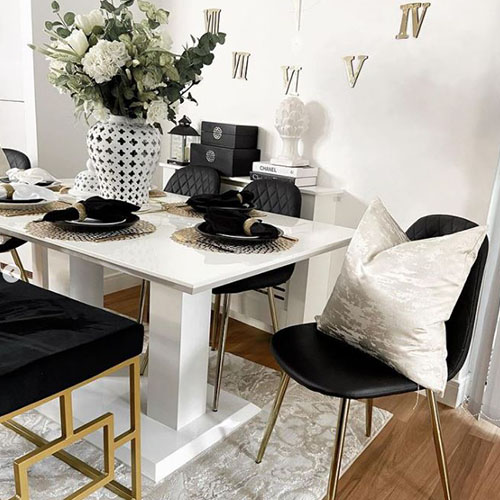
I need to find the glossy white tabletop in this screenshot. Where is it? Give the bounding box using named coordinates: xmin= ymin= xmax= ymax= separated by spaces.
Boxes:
xmin=0 ymin=194 xmax=354 ymax=294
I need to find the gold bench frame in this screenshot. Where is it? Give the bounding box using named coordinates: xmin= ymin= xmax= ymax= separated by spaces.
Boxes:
xmin=1 ymin=356 xmax=142 ymax=500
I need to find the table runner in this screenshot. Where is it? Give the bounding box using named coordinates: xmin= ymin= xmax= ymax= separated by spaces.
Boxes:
xmin=0 ymin=201 xmax=70 ymax=217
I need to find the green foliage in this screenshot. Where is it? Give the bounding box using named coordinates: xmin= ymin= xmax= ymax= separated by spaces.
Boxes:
xmin=30 ymin=0 xmax=226 ymax=126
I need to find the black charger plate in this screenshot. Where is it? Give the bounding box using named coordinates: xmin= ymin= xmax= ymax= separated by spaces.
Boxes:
xmin=0 ymin=198 xmax=44 ymax=204
xmin=53 ymin=214 xmax=140 ymax=233
xmin=195 ymin=221 xmax=282 ymax=244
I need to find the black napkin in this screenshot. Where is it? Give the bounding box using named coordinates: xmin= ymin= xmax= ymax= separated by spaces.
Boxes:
xmin=43 ymin=196 xmax=139 ymax=223
xmin=204 ymin=208 xmax=280 ymax=239
xmin=187 ymin=190 xmax=254 ymax=210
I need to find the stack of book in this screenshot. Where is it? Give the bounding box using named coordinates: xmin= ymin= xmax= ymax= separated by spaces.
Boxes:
xmin=250 ymin=161 xmax=318 ymax=187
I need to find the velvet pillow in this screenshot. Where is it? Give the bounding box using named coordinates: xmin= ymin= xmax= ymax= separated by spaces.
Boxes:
xmin=316 ymin=199 xmax=486 ymax=393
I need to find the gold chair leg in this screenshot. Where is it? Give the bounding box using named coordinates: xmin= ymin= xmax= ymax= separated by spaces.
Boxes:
xmin=267 ymin=287 xmax=279 ymax=333
xmin=327 ymin=398 xmax=351 ymax=500
xmin=212 ymin=293 xmax=231 ymax=412
xmin=365 ymin=399 xmax=373 ymax=437
xmin=11 ymin=249 xmax=29 ymax=283
xmin=210 ymin=294 xmax=222 ymax=351
xmin=256 ymin=373 xmax=290 ymax=464
xmin=427 ymin=389 xmax=452 ymax=500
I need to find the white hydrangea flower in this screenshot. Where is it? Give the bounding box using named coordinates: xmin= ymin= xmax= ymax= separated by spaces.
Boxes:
xmin=146 ymin=100 xmax=169 ymax=125
xmin=82 ymin=40 xmax=131 ymax=84
xmin=65 ymin=29 xmax=89 ymax=57
xmin=75 ymin=9 xmax=105 ymax=36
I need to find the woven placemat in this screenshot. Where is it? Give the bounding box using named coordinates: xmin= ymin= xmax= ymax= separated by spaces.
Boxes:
xmin=162 ymin=203 xmax=265 ymax=219
xmin=0 ymin=201 xmax=70 ymax=217
xmin=25 ymin=220 xmax=156 ymax=243
xmin=171 ymin=227 xmax=297 ymax=254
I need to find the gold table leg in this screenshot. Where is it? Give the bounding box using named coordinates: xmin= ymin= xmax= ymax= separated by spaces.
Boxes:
xmin=365 ymin=399 xmax=373 ymax=437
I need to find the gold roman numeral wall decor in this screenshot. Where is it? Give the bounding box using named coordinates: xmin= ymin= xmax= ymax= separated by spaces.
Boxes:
xmin=232 ymin=52 xmax=251 ymax=80
xmin=204 ymin=8 xmax=222 ymax=34
xmin=396 ymin=3 xmax=431 ymax=39
xmin=282 ymin=66 xmax=303 ymax=96
xmin=343 ymin=56 xmax=369 ymax=88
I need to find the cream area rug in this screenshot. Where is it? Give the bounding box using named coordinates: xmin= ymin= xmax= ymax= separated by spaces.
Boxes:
xmin=0 ymin=353 xmax=392 ymax=499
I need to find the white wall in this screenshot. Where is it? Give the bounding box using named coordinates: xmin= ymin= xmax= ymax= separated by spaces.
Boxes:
xmin=163 ymin=0 xmax=500 ymax=228
xmin=0 ymin=2 xmax=27 ymax=152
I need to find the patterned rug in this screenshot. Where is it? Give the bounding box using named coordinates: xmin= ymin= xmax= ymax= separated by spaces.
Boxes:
xmin=0 ymin=354 xmax=392 ymax=499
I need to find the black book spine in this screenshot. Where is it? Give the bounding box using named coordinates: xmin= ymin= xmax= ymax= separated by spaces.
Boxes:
xmin=249 ymin=171 xmax=295 ymax=184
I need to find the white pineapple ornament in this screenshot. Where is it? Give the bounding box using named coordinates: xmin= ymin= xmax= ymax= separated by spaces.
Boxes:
xmin=271 ymin=96 xmax=309 ymax=167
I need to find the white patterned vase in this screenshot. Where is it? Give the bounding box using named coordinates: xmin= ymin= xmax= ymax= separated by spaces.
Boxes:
xmin=87 ymin=116 xmax=161 ymax=205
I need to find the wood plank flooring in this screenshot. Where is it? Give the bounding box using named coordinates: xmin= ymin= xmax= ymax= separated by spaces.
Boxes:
xmin=105 ymin=287 xmax=500 ymax=500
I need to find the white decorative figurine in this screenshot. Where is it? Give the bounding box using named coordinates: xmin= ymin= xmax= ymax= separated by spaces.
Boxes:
xmin=271 ymin=96 xmax=309 ymax=167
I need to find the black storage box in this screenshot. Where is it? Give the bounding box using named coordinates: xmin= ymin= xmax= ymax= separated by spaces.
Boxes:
xmin=191 ymin=143 xmax=261 ymax=177
xmin=201 ymin=122 xmax=258 ymax=149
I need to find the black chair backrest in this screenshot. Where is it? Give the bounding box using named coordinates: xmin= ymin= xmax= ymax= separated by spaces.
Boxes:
xmin=165 ymin=166 xmax=220 ymax=197
xmin=406 ymin=215 xmax=489 ymax=380
xmin=243 ymin=179 xmax=302 ymax=218
xmin=3 ymin=149 xmax=31 ymax=170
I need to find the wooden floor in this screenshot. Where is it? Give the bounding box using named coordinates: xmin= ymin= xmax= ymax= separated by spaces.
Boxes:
xmin=105 ymin=287 xmax=500 ymax=500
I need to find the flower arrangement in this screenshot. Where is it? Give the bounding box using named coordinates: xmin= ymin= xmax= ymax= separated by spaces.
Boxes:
xmin=31 ymin=0 xmax=225 ymax=127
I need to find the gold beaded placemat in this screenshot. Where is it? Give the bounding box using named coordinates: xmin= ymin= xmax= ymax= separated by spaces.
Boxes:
xmin=25 ymin=220 xmax=156 ymax=243
xmin=161 ymin=203 xmax=265 ymax=219
xmin=0 ymin=201 xmax=70 ymax=217
xmin=171 ymin=227 xmax=297 ymax=254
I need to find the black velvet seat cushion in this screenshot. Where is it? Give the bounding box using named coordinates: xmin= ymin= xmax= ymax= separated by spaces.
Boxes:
xmin=272 ymin=323 xmax=418 ymax=399
xmin=0 ymin=237 xmax=26 ymax=253
xmin=214 ymin=264 xmax=295 ymax=295
xmin=0 ymin=280 xmax=143 ymax=417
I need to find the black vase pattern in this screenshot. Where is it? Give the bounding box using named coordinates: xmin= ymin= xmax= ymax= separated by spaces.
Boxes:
xmin=87 ymin=117 xmax=161 ymax=205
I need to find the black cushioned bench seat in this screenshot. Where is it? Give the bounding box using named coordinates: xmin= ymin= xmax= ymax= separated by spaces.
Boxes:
xmin=0 ymin=280 xmax=144 ymax=417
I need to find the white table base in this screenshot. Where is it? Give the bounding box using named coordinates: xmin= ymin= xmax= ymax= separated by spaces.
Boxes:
xmin=37 ymin=374 xmax=260 ymax=482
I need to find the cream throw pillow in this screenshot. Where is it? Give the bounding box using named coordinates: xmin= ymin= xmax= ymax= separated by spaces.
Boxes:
xmin=317 ymin=199 xmax=486 ymax=394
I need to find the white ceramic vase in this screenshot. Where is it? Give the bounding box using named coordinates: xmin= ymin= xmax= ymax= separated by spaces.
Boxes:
xmin=87 ymin=116 xmax=161 ymax=205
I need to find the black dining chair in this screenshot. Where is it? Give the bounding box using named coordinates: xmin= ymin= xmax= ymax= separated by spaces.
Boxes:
xmin=3 ymin=148 xmax=31 ymax=171
xmin=211 ymin=178 xmax=302 ymax=412
xmin=0 ymin=148 xmax=32 ymax=282
xmin=0 ymin=277 xmax=144 ymax=499
xmin=137 ymin=165 xmax=221 ymax=373
xmin=255 ymin=215 xmax=489 ymax=500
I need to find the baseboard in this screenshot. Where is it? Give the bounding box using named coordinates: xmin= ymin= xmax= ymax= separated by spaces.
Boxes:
xmin=104 ymin=272 xmax=142 ymax=295
xmin=229 ymin=309 xmax=273 ymax=334
xmin=438 ymin=374 xmax=470 ymax=408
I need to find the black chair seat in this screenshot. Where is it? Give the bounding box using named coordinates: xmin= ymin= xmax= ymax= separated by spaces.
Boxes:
xmin=214 ymin=264 xmax=295 ymax=295
xmin=0 ymin=280 xmax=143 ymax=417
xmin=272 ymin=323 xmax=418 ymax=400
xmin=0 ymin=237 xmax=26 ymax=253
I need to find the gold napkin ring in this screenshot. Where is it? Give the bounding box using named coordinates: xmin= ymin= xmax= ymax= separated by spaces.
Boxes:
xmin=1 ymin=184 xmax=15 ymax=199
xmin=243 ymin=217 xmax=260 ymax=236
xmin=236 ymin=193 xmax=243 ymax=204
xmin=73 ymin=202 xmax=87 ymax=221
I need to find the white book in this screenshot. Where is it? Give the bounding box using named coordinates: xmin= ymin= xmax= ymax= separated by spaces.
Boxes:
xmin=252 ymin=161 xmax=318 ymax=178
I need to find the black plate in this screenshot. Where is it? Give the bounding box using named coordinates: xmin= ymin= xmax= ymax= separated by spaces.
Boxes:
xmin=195 ymin=222 xmax=282 ymax=244
xmin=0 ymin=197 xmax=45 ymax=204
xmin=188 ymin=202 xmax=255 ymax=214
xmin=53 ymin=214 xmax=140 ymax=233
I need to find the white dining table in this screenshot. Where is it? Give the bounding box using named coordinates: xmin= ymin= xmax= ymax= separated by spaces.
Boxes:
xmin=0 ymin=194 xmax=353 ymax=482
